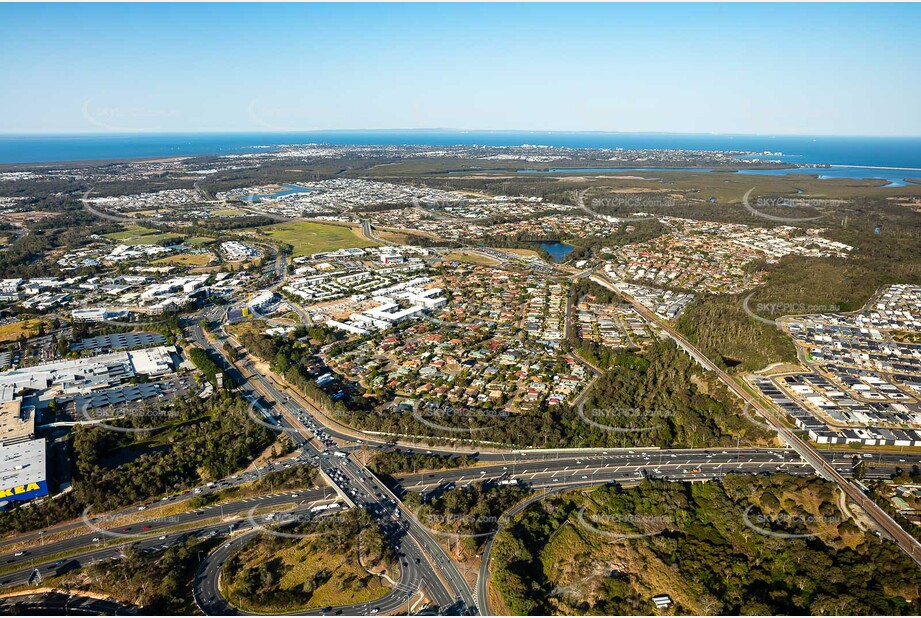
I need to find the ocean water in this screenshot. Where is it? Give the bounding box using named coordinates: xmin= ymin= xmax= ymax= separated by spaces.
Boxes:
xmin=0 ymin=131 xmax=919 ymax=170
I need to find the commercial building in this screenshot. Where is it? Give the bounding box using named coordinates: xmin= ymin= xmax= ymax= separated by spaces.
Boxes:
xmin=0 ymin=346 xmax=176 ymax=402
xmin=127 ymin=346 xmax=174 ymax=376
xmin=326 ymin=319 xmax=370 ymax=336
xmin=0 ymin=400 xmax=34 ymax=445
xmin=248 ymin=290 xmax=278 ymax=314
xmin=70 ymin=332 xmax=166 ymax=353
xmin=0 ymin=438 xmax=48 ymax=505
xmin=71 ymin=308 xmax=108 ymax=322
xmin=221 ymin=241 xmax=259 ymax=261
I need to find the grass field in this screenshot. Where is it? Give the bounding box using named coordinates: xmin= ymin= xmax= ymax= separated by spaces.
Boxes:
xmin=153 ymin=253 xmax=212 ymax=266
xmin=376 ymin=228 xmax=439 ymax=244
xmin=0 ymin=319 xmax=49 ymax=343
xmin=185 ymin=236 xmax=217 ymax=245
xmin=374 ymin=230 xmax=412 ymax=244
xmin=104 ymin=224 xmax=182 ymax=245
xmin=226 ymin=320 xmax=268 ymax=340
xmin=495 ymin=247 xmax=542 ymax=258
xmin=259 ymin=221 xmax=378 ymax=257
xmin=442 ymin=250 xmax=501 ymax=265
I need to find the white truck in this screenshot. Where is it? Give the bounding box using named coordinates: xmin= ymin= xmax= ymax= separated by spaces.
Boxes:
xmin=310 ymin=502 xmax=340 ymax=514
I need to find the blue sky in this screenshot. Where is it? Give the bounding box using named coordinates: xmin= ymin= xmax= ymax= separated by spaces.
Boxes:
xmin=1 ymin=3 xmax=919 ymax=135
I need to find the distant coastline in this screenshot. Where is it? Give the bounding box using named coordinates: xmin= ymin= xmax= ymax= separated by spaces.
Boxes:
xmin=1 ymin=131 xmax=920 ymax=169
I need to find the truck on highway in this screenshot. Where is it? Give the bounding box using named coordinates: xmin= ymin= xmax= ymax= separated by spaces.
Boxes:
xmin=310 ymin=502 xmax=340 ymax=513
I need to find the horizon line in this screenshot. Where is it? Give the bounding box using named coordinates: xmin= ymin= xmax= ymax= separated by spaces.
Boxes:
xmin=2 ymin=129 xmax=921 ymax=139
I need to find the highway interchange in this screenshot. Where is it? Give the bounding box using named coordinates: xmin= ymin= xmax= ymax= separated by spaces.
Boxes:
xmin=0 ymin=422 xmax=914 ymax=615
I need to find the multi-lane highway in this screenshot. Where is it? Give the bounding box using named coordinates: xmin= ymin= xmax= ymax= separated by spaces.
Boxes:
xmin=1 ymin=443 xmax=907 ymax=580
xmin=0 ymin=435 xmax=912 ymax=616
xmin=0 ymin=446 xmax=828 ymax=610
xmin=0 ymin=591 xmax=130 ymax=616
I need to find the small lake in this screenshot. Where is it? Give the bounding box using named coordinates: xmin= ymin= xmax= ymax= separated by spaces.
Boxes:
xmin=539 ymin=241 xmax=575 ymax=263
xmin=244 ymin=184 xmax=319 ymax=202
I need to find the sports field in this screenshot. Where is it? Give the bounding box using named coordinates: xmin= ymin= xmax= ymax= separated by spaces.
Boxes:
xmin=104 ymin=224 xmax=182 ymax=245
xmin=259 ymin=221 xmax=378 ymax=257
xmin=153 ymin=253 xmax=212 ymax=266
